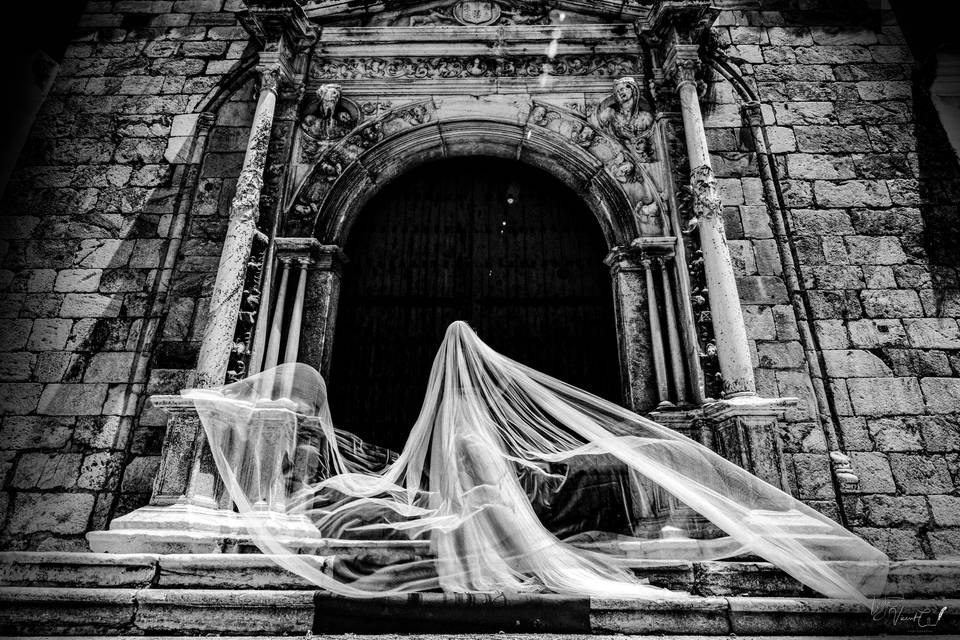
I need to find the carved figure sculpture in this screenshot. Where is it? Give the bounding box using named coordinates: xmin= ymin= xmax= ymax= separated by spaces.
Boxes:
xmin=301 ymin=84 xmax=358 ymax=141
xmin=613 ymin=161 xmax=663 ymax=236
xmin=597 ymin=77 xmax=656 ymax=161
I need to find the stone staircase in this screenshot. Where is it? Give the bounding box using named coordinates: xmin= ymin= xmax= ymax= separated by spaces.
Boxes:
xmin=1 ymin=551 xmax=959 ymax=636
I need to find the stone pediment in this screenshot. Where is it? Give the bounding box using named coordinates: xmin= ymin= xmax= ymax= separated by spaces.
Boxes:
xmin=302 ymin=0 xmax=653 ymax=26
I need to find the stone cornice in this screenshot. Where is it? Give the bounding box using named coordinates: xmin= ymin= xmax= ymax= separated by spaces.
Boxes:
xmin=302 ymin=0 xmax=652 ymax=23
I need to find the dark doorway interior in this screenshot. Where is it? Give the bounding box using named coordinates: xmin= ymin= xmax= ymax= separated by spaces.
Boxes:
xmin=328 ymin=157 xmax=621 ymax=451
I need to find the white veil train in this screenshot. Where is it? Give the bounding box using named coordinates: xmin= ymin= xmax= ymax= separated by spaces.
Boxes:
xmin=185 ymin=321 xmax=888 ymax=602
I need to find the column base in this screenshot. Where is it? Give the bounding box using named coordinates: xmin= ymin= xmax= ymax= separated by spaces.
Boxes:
xmin=649 ymin=395 xmax=797 ymax=492
xmin=87 ymin=503 xmax=323 ymax=554
xmin=701 ymin=395 xmax=797 ymax=491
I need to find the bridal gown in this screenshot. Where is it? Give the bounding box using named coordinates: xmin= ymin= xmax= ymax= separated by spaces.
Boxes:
xmin=185 ymin=320 xmax=888 ymax=602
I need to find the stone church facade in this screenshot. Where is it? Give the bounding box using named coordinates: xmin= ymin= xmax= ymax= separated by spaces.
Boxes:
xmin=0 ymin=0 xmax=958 ymax=566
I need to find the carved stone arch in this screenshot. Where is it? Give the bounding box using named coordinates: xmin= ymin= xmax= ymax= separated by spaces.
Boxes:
xmin=285 ymin=97 xmax=669 ymax=248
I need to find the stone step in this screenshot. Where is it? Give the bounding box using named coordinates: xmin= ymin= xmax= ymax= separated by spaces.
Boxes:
xmin=2 ymin=552 xmax=959 ymax=598
xmin=1 ymin=587 xmax=958 ymax=636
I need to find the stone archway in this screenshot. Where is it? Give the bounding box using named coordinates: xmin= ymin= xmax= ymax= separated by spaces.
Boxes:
xmin=282 ymin=99 xmax=690 ymax=413
xmin=327 ymin=155 xmax=622 ymax=451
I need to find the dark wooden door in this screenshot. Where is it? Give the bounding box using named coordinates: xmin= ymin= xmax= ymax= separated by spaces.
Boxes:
xmin=328 ymin=157 xmax=621 ymax=452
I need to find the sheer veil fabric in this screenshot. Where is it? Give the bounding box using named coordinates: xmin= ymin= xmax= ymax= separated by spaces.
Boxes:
xmin=185 ymin=321 xmax=888 ymax=602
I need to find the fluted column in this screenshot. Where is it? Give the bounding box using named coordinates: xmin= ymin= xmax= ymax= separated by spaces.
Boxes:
xmin=195 ymin=64 xmax=282 ymax=389
xmin=300 ymin=244 xmax=347 ymax=378
xmin=606 ymin=247 xmax=657 ymax=412
xmin=283 ymin=257 xmax=310 ymax=365
xmin=660 ymin=264 xmax=688 ymax=404
xmin=263 ymin=257 xmax=292 ymax=372
xmin=673 ymin=51 xmax=756 ymax=398
xmin=642 ymin=257 xmax=670 ymax=406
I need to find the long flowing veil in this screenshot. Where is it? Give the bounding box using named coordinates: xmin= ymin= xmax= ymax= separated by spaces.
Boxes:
xmin=185 ymin=321 xmax=887 ymax=601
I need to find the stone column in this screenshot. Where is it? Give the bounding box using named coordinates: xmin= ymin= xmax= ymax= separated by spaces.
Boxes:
xmin=672 ymin=49 xmax=756 ymax=398
xmin=606 ymin=246 xmax=657 ymax=412
xmin=642 ymin=256 xmax=670 ymax=406
xmin=301 ymin=244 xmax=347 ymax=379
xmin=263 ymin=257 xmax=292 ymax=372
xmin=194 ymin=64 xmax=283 ymax=389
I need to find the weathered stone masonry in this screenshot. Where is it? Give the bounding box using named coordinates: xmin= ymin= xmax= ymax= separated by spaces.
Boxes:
xmin=0 ymin=0 xmax=958 ymax=562
xmin=0 ymin=0 xmax=255 ymax=549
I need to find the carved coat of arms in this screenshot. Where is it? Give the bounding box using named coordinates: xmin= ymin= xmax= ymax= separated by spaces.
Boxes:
xmin=452 ymin=0 xmax=502 ymax=25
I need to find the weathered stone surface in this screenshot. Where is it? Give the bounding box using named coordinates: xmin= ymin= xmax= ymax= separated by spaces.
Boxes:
xmin=847 ymin=377 xmax=924 ymax=416
xmin=5 ymin=493 xmax=95 ymax=535
xmin=848 ymin=452 xmax=896 ymax=493
xmin=822 ymin=349 xmax=891 ymax=378
xmin=791 ymin=453 xmax=834 ymax=499
xmin=591 ymin=597 xmax=729 ymax=635
xmin=848 ymin=319 xmax=907 ymax=348
xmin=904 ymin=318 xmax=960 ymax=349
xmin=77 ymin=452 xmax=125 ymax=491
xmin=921 ymin=377 xmax=960 ymax=414
xmin=889 ymin=454 xmax=955 ymax=494
xmin=11 ymin=453 xmax=83 ymax=490
xmin=814 ymin=180 xmax=892 ymax=207
xmin=928 ymin=495 xmax=960 ymax=527
xmin=135 ymin=589 xmax=314 ymax=635
xmin=0 ymin=552 xmax=157 ymax=588
xmin=867 ymin=418 xmax=923 ymax=452
xmin=861 ymin=494 xmax=929 ymax=526
xmin=37 ymin=383 xmax=108 ymax=415
xmin=0 ymin=586 xmax=137 ymax=635
xmin=860 ymin=289 xmax=923 ymax=318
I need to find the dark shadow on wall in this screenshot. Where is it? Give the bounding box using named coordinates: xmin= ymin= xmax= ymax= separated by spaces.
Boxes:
xmin=912 ymin=77 xmax=960 ymax=304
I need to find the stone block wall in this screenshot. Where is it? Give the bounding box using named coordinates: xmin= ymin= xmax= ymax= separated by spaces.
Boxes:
xmin=0 ymin=0 xmax=957 ymax=560
xmin=709 ymin=0 xmax=960 ymax=559
xmin=0 ymin=0 xmax=253 ymax=550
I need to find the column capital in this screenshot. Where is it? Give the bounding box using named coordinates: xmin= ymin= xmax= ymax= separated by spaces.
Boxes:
xmin=637 ymin=1 xmax=718 ymax=88
xmin=604 ymin=237 xmax=675 ymax=273
xmin=238 ymin=0 xmax=317 ymax=87
xmin=275 ymin=237 xmax=347 ymax=273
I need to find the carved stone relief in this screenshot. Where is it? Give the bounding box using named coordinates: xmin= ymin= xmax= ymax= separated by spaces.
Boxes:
xmin=689 ymin=164 xmax=723 ymax=224
xmin=299 ymin=83 xmax=362 ymax=162
xmin=594 ymin=76 xmax=656 ymax=162
xmin=366 ymin=0 xmax=553 ymax=27
xmin=310 ymin=55 xmax=639 ymax=80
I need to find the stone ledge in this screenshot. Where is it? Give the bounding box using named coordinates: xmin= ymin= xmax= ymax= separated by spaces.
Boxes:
xmin=136 ymin=589 xmax=314 ymax=635
xmin=2 ymin=588 xmax=958 ymax=636
xmin=0 ymin=552 xmax=158 ymax=589
xmin=0 ymin=587 xmax=137 ymax=636
xmin=589 ymin=596 xmax=730 ymax=634
xmin=3 ymin=553 xmax=959 ymax=599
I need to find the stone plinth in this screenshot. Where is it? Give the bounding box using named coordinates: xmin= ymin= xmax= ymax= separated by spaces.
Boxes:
xmin=650 ymin=395 xmax=796 ymax=492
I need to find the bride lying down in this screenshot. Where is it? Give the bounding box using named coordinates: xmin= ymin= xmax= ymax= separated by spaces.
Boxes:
xmin=185 ymin=320 xmax=888 ymax=602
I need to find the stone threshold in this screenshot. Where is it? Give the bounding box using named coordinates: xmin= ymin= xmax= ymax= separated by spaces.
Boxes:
xmin=1 ymin=587 xmax=958 ymax=636
xmin=1 ymin=553 xmax=959 ymax=636
xmin=2 ymin=552 xmax=958 ymax=598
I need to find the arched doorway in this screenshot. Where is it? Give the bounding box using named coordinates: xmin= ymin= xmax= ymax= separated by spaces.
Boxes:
xmin=327 ymin=157 xmax=621 ymax=452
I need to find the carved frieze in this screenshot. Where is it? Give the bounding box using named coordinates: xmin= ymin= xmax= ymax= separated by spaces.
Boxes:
xmin=310 ymin=55 xmax=639 ymax=80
